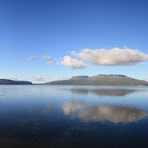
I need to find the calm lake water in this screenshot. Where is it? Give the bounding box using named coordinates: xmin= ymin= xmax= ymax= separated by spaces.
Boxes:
xmin=0 ymin=85 xmax=148 ymax=148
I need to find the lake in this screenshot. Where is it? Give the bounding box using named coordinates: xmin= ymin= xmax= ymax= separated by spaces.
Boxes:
xmin=0 ymin=85 xmax=148 ymax=148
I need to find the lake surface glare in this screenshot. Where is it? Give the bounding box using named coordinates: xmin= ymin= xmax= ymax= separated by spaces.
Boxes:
xmin=0 ymin=85 xmax=148 ymax=148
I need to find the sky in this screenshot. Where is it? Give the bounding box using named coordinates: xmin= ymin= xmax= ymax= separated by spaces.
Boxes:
xmin=0 ymin=0 xmax=148 ymax=83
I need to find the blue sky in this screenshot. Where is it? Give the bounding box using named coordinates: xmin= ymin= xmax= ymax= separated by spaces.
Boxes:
xmin=0 ymin=0 xmax=148 ymax=83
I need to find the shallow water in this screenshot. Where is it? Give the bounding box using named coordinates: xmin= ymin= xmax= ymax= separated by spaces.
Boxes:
xmin=0 ymin=85 xmax=148 ymax=148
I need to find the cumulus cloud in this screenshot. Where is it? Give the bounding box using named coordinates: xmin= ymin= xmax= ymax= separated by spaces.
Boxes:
xmin=28 ymin=56 xmax=53 ymax=64
xmin=72 ymin=48 xmax=148 ymax=66
xmin=61 ymin=55 xmax=86 ymax=69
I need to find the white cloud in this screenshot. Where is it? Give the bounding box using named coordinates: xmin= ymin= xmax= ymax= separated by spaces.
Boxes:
xmin=41 ymin=56 xmax=53 ymax=64
xmin=28 ymin=48 xmax=148 ymax=68
xmin=28 ymin=56 xmax=53 ymax=64
xmin=61 ymin=55 xmax=86 ymax=69
xmin=72 ymin=48 xmax=148 ymax=66
xmin=32 ymin=75 xmax=60 ymax=83
xmin=32 ymin=75 xmax=45 ymax=82
xmin=28 ymin=56 xmax=39 ymax=60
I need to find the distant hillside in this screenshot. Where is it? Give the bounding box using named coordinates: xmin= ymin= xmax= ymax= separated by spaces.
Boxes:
xmin=0 ymin=79 xmax=32 ymax=85
xmin=47 ymin=75 xmax=148 ymax=86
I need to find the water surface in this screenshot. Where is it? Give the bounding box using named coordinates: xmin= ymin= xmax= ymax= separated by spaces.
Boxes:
xmin=0 ymin=85 xmax=148 ymax=148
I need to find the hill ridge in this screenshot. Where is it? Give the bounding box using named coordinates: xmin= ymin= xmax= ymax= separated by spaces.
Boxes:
xmin=47 ymin=75 xmax=148 ymax=86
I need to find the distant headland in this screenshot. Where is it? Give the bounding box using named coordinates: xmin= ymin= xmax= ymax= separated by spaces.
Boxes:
xmin=0 ymin=79 xmax=32 ymax=85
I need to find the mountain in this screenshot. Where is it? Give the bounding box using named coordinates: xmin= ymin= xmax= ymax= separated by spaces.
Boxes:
xmin=47 ymin=75 xmax=148 ymax=86
xmin=0 ymin=79 xmax=32 ymax=85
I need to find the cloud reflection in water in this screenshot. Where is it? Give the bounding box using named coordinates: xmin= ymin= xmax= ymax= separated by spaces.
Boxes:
xmin=62 ymin=101 xmax=85 ymax=115
xmin=62 ymin=102 xmax=148 ymax=123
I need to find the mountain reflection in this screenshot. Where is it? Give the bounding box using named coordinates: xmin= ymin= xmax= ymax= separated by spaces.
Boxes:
xmin=68 ymin=88 xmax=141 ymax=96
xmin=62 ymin=102 xmax=147 ymax=123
